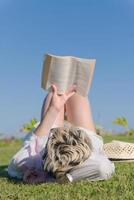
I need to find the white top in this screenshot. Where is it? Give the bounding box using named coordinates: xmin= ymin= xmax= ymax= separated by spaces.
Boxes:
xmin=7 ymin=122 xmax=114 ymax=181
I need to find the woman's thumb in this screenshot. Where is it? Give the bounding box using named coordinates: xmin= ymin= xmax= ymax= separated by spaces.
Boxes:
xmin=51 ymin=84 xmax=57 ymax=94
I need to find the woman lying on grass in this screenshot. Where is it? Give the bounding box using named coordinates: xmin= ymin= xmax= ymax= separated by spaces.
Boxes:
xmin=8 ymin=84 xmax=115 ymax=184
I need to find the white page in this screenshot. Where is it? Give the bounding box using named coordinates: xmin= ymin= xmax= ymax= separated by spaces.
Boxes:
xmin=46 ymin=56 xmax=72 ymax=94
xmin=41 ymin=54 xmax=96 ymax=96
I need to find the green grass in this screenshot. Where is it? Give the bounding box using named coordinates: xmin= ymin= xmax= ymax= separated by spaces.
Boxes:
xmin=0 ymin=135 xmax=134 ymax=200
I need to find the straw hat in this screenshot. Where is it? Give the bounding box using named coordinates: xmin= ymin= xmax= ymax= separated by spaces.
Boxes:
xmin=103 ymin=140 xmax=134 ymax=161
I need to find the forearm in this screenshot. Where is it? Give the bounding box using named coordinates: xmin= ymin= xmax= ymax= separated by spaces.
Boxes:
xmin=40 ymin=92 xmax=53 ymax=122
xmin=34 ymin=106 xmax=60 ymax=137
xmin=53 ymin=106 xmax=64 ymax=127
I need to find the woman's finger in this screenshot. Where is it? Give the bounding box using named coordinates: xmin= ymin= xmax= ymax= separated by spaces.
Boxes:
xmin=51 ymin=84 xmax=58 ymax=95
xmin=66 ymin=91 xmax=76 ymax=101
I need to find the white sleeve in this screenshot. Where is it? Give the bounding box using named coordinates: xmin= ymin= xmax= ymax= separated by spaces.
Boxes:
xmin=66 ymin=153 xmax=115 ymax=182
xmin=7 ymin=128 xmax=49 ymax=179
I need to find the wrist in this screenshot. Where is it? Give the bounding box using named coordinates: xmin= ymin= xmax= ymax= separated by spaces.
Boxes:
xmin=34 ymin=106 xmax=59 ymax=137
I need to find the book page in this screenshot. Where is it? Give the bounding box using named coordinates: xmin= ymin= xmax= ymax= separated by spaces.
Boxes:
xmin=73 ymin=58 xmax=96 ymax=96
xmin=86 ymin=60 xmax=96 ymax=95
xmin=41 ymin=54 xmax=96 ymax=96
xmin=41 ymin=54 xmax=72 ymax=94
xmin=65 ymin=58 xmax=77 ymax=90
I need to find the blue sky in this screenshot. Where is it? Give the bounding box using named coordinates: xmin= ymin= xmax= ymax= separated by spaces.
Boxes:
xmin=0 ymin=0 xmax=134 ymax=136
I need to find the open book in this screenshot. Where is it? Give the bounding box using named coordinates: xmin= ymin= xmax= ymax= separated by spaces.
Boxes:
xmin=41 ymin=53 xmax=96 ymax=97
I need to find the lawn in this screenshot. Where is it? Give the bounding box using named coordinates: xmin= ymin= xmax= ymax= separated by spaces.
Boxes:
xmin=0 ymin=135 xmax=134 ymax=200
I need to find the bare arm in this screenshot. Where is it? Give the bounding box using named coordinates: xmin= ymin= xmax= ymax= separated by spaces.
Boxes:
xmin=40 ymin=92 xmax=53 ymax=122
xmin=34 ymin=84 xmax=76 ymax=137
xmin=34 ymin=106 xmax=59 ymax=136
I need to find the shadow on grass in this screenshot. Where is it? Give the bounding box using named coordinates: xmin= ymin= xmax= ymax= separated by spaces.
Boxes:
xmin=0 ymin=165 xmax=57 ymax=185
xmin=0 ymin=165 xmax=23 ymax=184
xmin=0 ymin=165 xmax=8 ymax=178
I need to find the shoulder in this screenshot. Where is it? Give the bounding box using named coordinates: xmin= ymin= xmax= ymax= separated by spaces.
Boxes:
xmin=76 ymin=126 xmax=104 ymax=151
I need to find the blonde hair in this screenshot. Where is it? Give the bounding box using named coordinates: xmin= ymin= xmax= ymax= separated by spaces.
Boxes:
xmin=43 ymin=126 xmax=92 ymax=179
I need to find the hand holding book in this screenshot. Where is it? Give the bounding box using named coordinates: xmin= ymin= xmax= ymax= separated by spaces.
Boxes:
xmin=41 ymin=54 xmax=96 ymax=97
xmin=41 ymin=84 xmax=76 ymax=121
xmin=46 ymin=84 xmax=76 ymax=112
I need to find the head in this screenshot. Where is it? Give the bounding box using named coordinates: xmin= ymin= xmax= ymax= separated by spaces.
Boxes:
xmin=43 ymin=126 xmax=92 ymax=179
